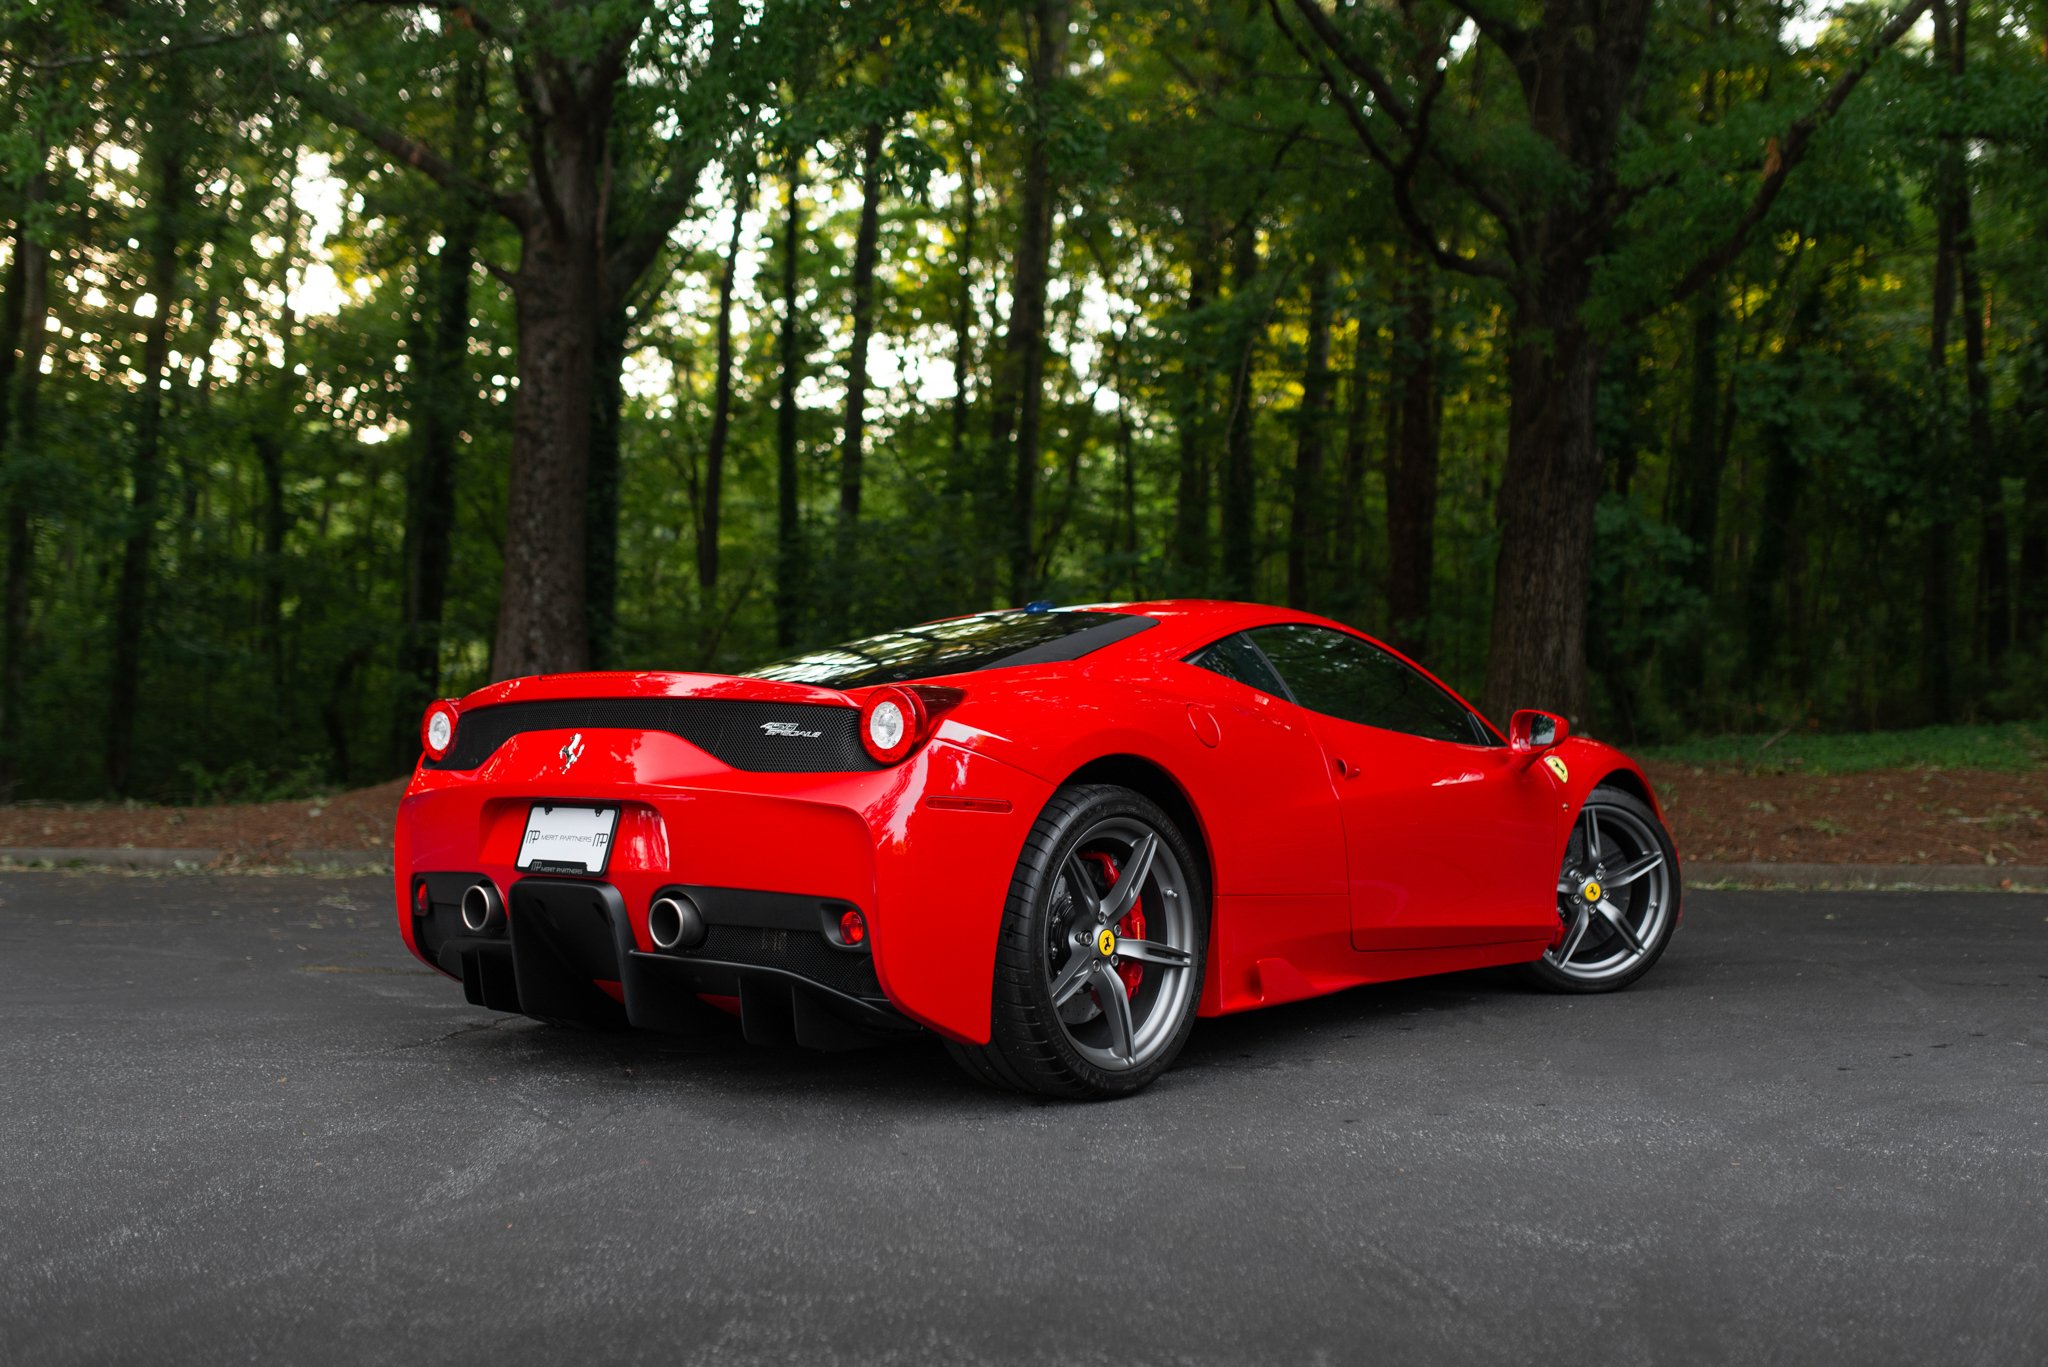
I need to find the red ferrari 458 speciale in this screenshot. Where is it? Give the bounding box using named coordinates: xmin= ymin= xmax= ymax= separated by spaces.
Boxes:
xmin=395 ymin=600 xmax=1680 ymax=1097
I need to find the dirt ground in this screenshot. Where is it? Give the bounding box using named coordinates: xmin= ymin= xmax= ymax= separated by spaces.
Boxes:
xmin=0 ymin=764 xmax=2042 ymax=868
xmin=0 ymin=778 xmax=406 ymax=862
xmin=1643 ymin=763 xmax=2047 ymax=867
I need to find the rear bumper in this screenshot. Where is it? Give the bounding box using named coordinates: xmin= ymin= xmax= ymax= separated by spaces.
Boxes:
xmin=393 ymin=732 xmax=1055 ymax=1044
xmin=413 ymin=876 xmax=914 ymax=1047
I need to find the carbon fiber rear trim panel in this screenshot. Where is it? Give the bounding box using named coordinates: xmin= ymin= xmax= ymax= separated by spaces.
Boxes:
xmin=668 ymin=925 xmax=884 ymax=1000
xmin=425 ymin=698 xmax=879 ymax=773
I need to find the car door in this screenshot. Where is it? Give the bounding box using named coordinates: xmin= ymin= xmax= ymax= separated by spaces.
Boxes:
xmin=1244 ymin=624 xmax=1561 ymax=952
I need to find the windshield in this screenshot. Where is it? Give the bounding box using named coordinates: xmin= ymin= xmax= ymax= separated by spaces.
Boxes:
xmin=742 ymin=609 xmax=1154 ymax=688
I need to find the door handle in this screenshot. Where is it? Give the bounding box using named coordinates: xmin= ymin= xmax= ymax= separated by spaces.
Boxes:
xmin=1333 ymin=756 xmax=1358 ymax=780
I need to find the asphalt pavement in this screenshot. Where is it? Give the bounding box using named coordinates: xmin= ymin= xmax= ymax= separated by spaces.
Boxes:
xmin=0 ymin=872 xmax=2042 ymax=1366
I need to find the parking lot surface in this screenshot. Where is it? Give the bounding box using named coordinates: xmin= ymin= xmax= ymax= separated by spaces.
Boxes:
xmin=0 ymin=873 xmax=2041 ymax=1365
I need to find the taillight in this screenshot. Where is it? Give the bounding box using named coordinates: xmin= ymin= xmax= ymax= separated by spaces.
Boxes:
xmin=421 ymin=700 xmax=459 ymax=761
xmin=859 ymin=686 xmax=926 ymax=764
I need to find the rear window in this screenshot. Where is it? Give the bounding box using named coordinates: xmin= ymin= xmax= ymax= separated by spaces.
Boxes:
xmin=743 ymin=610 xmax=1155 ymax=688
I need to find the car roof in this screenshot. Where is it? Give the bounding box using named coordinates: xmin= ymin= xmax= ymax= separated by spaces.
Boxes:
xmin=1081 ymin=598 xmax=1347 ymax=648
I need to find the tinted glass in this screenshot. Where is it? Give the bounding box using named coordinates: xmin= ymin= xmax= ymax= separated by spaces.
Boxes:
xmin=1249 ymin=625 xmax=1484 ymax=745
xmin=744 ymin=610 xmax=1152 ymax=688
xmin=1186 ymin=632 xmax=1286 ymax=696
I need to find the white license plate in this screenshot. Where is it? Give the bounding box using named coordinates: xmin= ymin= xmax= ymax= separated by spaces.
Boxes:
xmin=516 ymin=804 xmax=620 ymax=874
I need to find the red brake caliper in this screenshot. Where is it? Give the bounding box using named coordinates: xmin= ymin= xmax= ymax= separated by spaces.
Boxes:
xmin=1081 ymin=850 xmax=1146 ymax=998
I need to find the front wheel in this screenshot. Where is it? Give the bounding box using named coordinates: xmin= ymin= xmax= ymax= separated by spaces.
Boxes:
xmin=1521 ymin=784 xmax=1681 ymax=993
xmin=948 ymin=784 xmax=1207 ymax=1099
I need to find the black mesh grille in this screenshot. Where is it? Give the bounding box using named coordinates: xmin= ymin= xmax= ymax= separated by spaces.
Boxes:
xmin=427 ymin=698 xmax=880 ymax=773
xmin=680 ymin=925 xmax=883 ymax=999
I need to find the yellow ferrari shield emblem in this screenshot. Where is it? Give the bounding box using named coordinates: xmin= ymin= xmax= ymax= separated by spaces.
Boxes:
xmin=1543 ymin=755 xmax=1570 ymax=784
xmin=1583 ymin=880 xmax=1602 ymax=903
xmin=1096 ymin=927 xmax=1118 ymax=957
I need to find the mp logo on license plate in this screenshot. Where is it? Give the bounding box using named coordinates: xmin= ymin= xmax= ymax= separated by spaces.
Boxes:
xmin=516 ymin=803 xmax=619 ymax=874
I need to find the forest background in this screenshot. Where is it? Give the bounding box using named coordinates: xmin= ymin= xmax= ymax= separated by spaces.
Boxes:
xmin=1 ymin=0 xmax=2044 ymax=804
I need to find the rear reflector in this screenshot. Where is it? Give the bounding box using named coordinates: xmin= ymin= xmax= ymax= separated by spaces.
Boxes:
xmin=923 ymin=796 xmax=1014 ymax=814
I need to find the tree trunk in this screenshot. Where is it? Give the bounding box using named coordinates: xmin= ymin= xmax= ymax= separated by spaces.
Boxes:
xmin=398 ymin=187 xmax=477 ymax=745
xmin=949 ymin=140 xmax=977 ymax=475
xmin=492 ymin=207 xmax=602 ymax=679
xmin=1674 ymin=0 xmax=1727 ymax=591
xmin=255 ymin=197 xmax=302 ymax=706
xmin=0 ymin=215 xmax=19 ymax=460
xmin=1946 ymin=3 xmax=2002 ymax=673
xmin=1287 ymin=260 xmax=1334 ymax=610
xmin=585 ymin=304 xmax=628 ymax=669
xmin=1219 ymin=227 xmax=1260 ymax=599
xmin=1116 ymin=344 xmax=1139 ymax=594
xmin=1745 ymin=445 xmax=1804 ymax=697
xmin=1480 ymin=270 xmax=1604 ymax=723
xmin=1965 ymin=252 xmax=2004 ymax=671
xmin=1334 ymin=315 xmax=1372 ymax=605
xmin=253 ymin=429 xmax=287 ymax=695
xmin=774 ymin=158 xmax=807 ymax=649
xmin=486 ymin=52 xmax=630 ymax=683
xmin=0 ymin=240 xmax=21 ymax=802
xmin=1742 ymin=295 xmax=1820 ymax=690
xmin=1285 ymin=0 xmax=1919 ymax=721
xmin=1919 ymin=0 xmax=1963 ymax=722
xmin=107 ymin=129 xmax=187 ymax=794
xmin=1 ymin=171 xmax=51 ymax=801
xmin=291 ymin=10 xmax=704 ymax=683
xmin=1676 ymin=287 xmax=1724 ymax=583
xmin=1385 ymin=253 xmax=1439 ymax=658
xmin=987 ymin=0 xmax=1070 ymax=604
xmin=2021 ymin=470 xmax=2047 ymax=654
xmin=699 ymin=168 xmax=753 ymax=594
xmin=833 ymin=122 xmax=886 ymax=632
xmin=2018 ymin=329 xmax=2048 ymax=651
xmin=1665 ymin=286 xmax=1724 ymax=710
xmin=1170 ymin=241 xmax=1217 ymax=586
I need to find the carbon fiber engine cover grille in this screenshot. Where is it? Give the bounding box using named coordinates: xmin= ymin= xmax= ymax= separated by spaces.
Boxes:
xmin=426 ymin=698 xmax=880 ymax=773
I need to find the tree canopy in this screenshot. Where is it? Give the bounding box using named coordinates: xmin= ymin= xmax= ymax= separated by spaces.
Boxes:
xmin=2 ymin=0 xmax=2044 ymax=800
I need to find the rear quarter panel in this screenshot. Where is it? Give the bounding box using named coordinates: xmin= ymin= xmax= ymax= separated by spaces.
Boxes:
xmin=908 ymin=657 xmax=1350 ymax=1027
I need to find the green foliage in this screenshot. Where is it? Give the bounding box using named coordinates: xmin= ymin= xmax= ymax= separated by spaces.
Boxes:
xmin=1 ymin=0 xmax=2045 ymax=802
xmin=1640 ymin=722 xmax=2048 ymax=776
xmin=175 ymin=756 xmax=334 ymax=805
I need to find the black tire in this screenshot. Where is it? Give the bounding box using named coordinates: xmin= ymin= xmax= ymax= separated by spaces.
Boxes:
xmin=1521 ymin=783 xmax=1681 ymax=994
xmin=949 ymin=783 xmax=1208 ymax=1099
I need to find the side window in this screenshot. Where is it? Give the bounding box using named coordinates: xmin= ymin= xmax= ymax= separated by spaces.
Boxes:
xmin=1185 ymin=632 xmax=1287 ymax=697
xmin=1248 ymin=625 xmax=1485 ymax=745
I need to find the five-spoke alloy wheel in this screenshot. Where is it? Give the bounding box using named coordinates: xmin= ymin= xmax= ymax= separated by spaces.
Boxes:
xmin=949 ymin=784 xmax=1207 ymax=1098
xmin=1523 ymin=784 xmax=1681 ymax=993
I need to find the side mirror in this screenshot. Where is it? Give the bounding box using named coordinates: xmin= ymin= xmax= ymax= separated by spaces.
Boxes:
xmin=1509 ymin=709 xmax=1569 ymax=753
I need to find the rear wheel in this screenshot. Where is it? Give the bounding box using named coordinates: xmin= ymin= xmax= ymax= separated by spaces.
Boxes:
xmin=948 ymin=784 xmax=1207 ymax=1099
xmin=1522 ymin=784 xmax=1680 ymax=993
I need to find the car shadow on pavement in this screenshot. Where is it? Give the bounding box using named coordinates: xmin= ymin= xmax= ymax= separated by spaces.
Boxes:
xmin=412 ymin=965 xmax=1588 ymax=1106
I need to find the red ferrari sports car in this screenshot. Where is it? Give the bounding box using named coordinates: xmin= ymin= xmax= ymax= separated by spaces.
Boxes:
xmin=395 ymin=600 xmax=1680 ymax=1097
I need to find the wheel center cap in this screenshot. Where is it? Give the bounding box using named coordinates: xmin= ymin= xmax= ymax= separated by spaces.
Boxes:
xmin=1581 ymin=880 xmax=1602 ymax=903
xmin=1095 ymin=926 xmax=1118 ymax=958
